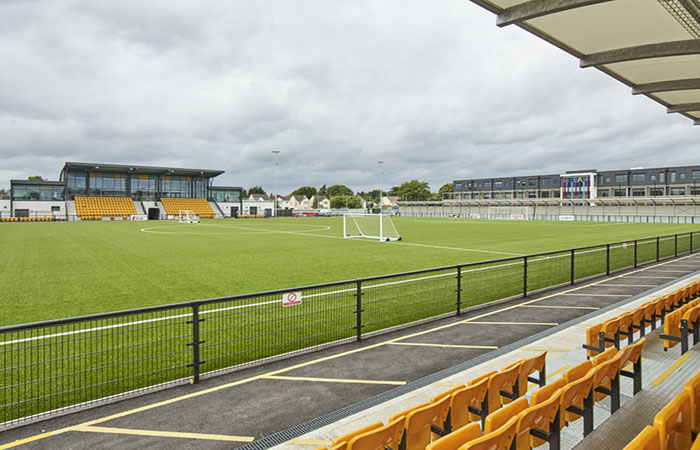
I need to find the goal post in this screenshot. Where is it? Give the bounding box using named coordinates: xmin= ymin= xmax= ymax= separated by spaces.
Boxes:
xmin=343 ymin=213 xmax=401 ymax=241
xmin=486 ymin=206 xmax=533 ymax=220
xmin=178 ymin=210 xmax=200 ymax=223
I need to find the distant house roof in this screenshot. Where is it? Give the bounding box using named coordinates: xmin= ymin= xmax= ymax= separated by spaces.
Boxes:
xmin=386 ymin=196 xmax=400 ymax=201
xmin=250 ymin=194 xmax=269 ymax=201
xmin=316 ymin=195 xmax=328 ymax=201
xmin=292 ymin=195 xmax=307 ymax=202
xmin=277 ymin=195 xmax=290 ymax=201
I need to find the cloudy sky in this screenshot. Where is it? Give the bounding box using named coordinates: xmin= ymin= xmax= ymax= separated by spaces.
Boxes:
xmin=0 ymin=0 xmax=696 ymax=194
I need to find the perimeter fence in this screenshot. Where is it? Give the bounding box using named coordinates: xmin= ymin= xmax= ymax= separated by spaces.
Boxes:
xmin=2 ymin=231 xmax=699 ymax=428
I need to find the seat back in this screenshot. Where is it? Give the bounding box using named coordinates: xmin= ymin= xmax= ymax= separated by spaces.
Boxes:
xmin=601 ymin=317 xmax=621 ymax=347
xmin=389 ymin=402 xmax=429 ymax=423
xmin=593 ymin=347 xmax=617 ymax=366
xmin=431 ymin=385 xmax=467 ymax=404
xmin=561 ymin=370 xmax=594 ymax=423
xmin=487 ymin=364 xmax=521 ymax=413
xmin=531 ymin=378 xmax=565 ymax=406
xmin=332 ymin=422 xmax=384 ymax=447
xmin=405 ymin=396 xmax=451 ymax=450
xmin=348 ymin=416 xmax=406 ymax=450
xmin=682 ymin=306 xmax=700 ymax=329
xmin=517 ymin=351 xmax=546 ymax=395
xmin=426 ymin=423 xmax=481 ymax=450
xmin=586 ymin=323 xmax=604 ymax=357
xmin=653 ymin=391 xmax=692 ymax=450
xmin=516 ymin=388 xmax=562 ymax=450
xmin=452 ymin=378 xmax=488 ymax=427
xmin=619 ymin=312 xmax=634 ymax=334
xmin=622 ymin=426 xmax=660 ymax=450
xmin=469 ymin=371 xmax=497 ymax=386
xmin=620 ymin=337 xmax=646 ymax=368
xmin=564 ymin=360 xmax=593 ymax=384
xmin=684 ymin=371 xmax=700 ymax=433
xmin=591 ymin=353 xmax=623 ymax=402
xmin=663 ymin=310 xmax=683 ymax=350
xmin=484 ymin=397 xmax=528 ymax=434
xmin=643 ymin=302 xmax=657 ymax=322
xmin=458 ymin=416 xmax=518 ymax=450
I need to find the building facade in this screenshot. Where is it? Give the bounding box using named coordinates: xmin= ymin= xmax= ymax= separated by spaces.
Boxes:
xmin=452 ymin=165 xmax=700 ymax=200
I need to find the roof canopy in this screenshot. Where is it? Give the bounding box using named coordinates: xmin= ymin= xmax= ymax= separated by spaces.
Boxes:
xmin=61 ymin=162 xmax=224 ymax=178
xmin=470 ymin=0 xmax=700 ymax=125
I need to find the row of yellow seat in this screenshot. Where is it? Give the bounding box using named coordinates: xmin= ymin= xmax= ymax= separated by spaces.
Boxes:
xmin=585 ymin=280 xmax=700 ymax=357
xmin=624 ymin=370 xmax=700 ymax=450
xmin=80 ymin=215 xmax=130 ymax=221
xmin=75 ymin=197 xmax=136 ymax=220
xmin=1 ymin=217 xmax=54 ymax=222
xmin=316 ymin=342 xmax=644 ymax=450
xmin=661 ymin=294 xmax=700 ymax=354
xmin=237 ymin=214 xmax=265 ymax=219
xmin=160 ymin=198 xmax=215 ymax=219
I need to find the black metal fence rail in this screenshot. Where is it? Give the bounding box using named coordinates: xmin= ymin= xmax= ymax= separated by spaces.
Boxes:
xmin=1 ymin=231 xmax=699 ymax=428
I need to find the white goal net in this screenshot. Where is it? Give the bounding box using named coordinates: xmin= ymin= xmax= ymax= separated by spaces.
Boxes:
xmin=487 ymin=206 xmax=533 ymax=220
xmin=178 ymin=210 xmax=200 ymax=223
xmin=343 ymin=213 xmax=401 ymax=241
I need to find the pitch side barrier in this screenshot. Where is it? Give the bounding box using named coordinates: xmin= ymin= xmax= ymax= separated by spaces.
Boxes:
xmin=1 ymin=232 xmax=699 ymax=429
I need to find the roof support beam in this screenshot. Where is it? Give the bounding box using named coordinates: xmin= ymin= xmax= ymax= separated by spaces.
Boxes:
xmin=632 ymin=78 xmax=700 ymax=94
xmin=667 ymin=102 xmax=700 ymax=113
xmin=496 ymin=0 xmax=614 ymax=27
xmin=580 ymin=40 xmax=700 ymax=68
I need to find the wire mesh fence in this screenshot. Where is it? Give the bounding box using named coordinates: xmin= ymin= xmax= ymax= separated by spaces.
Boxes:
xmin=1 ymin=231 xmax=698 ymax=428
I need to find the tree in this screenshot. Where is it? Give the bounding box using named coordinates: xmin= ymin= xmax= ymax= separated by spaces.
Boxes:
xmin=290 ymin=186 xmax=317 ymax=198
xmin=356 ymin=189 xmax=381 ymax=203
xmin=312 ymin=196 xmax=318 ymax=209
xmin=318 ymin=184 xmax=328 ymax=196
xmin=27 ymin=175 xmax=44 ymax=181
xmin=327 ymin=184 xmax=353 ymax=197
xmin=247 ymin=186 xmax=266 ymax=195
xmin=0 ymin=188 xmax=7 ymax=199
xmin=388 ymin=186 xmax=399 ymax=196
xmin=438 ymin=183 xmax=454 ymax=198
xmin=396 ymin=180 xmax=431 ymax=201
xmin=330 ymin=195 xmax=362 ymax=209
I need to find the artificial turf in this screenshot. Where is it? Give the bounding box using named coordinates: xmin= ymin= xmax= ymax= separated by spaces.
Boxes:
xmin=1 ymin=217 xmax=698 ymax=326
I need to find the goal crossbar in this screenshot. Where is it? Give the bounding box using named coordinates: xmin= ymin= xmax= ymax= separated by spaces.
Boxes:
xmin=179 ymin=210 xmax=200 ymax=223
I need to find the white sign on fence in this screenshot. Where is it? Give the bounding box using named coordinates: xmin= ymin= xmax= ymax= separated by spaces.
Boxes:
xmin=130 ymin=215 xmax=148 ymax=221
xmin=282 ymin=291 xmax=302 ymax=307
xmin=469 ymin=213 xmax=481 ymax=219
xmin=559 ymin=215 xmax=575 ymax=221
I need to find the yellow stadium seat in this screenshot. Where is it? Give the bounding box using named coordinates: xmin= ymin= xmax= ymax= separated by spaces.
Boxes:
xmin=560 ymin=369 xmax=594 ymax=434
xmin=484 ymin=397 xmax=528 ymax=434
xmin=402 ymin=396 xmax=451 ymax=450
xmin=623 ymin=426 xmax=661 ymax=450
xmin=347 ymin=415 xmax=405 ymax=450
xmin=486 ymin=364 xmax=521 ymax=414
xmin=426 ymin=423 xmax=481 ymax=450
xmin=331 ymin=422 xmax=384 ymax=450
xmin=564 ymin=360 xmax=593 ymax=385
xmin=452 ymin=378 xmax=489 ymax=429
xmin=516 ymin=388 xmax=561 ymax=450
xmin=458 ymin=416 xmax=518 ymax=450
xmin=654 ymin=391 xmax=692 ymax=450
xmin=684 ymin=371 xmax=700 ymax=434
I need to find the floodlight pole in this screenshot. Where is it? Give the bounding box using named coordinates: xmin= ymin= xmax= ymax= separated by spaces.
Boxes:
xmin=272 ymin=150 xmax=280 ymax=217
xmin=378 ymin=160 xmax=384 ymax=211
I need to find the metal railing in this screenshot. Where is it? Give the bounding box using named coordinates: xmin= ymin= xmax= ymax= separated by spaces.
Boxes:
xmin=1 ymin=231 xmax=699 ymax=428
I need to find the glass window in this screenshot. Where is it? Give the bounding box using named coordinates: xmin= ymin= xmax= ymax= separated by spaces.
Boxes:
xmin=454 ymin=183 xmax=462 ymax=191
xmin=89 ymin=172 xmax=127 ymax=197
xmin=484 ymin=181 xmax=492 ymax=189
xmin=631 ymin=188 xmax=645 ymax=196
xmin=692 ymin=170 xmax=700 ymax=180
xmin=660 ymin=172 xmax=665 ymax=182
xmin=130 ymin=174 xmax=158 ymax=201
xmin=615 ymin=174 xmax=627 ymax=183
xmin=632 ymin=173 xmax=645 ymax=182
xmin=529 ymin=179 xmax=537 ymax=186
xmin=494 ymin=181 xmax=503 ymax=189
xmin=210 ymin=189 xmax=241 ymax=203
xmin=650 ymin=188 xmax=664 ymax=196
xmin=541 ymin=178 xmax=551 ymax=186
xmin=66 ymin=171 xmax=87 ymax=198
xmin=614 ymin=189 xmax=627 ymax=197
xmin=671 ymin=187 xmax=686 ymax=195
xmin=691 ymin=187 xmax=700 ymax=196
xmin=671 ymin=172 xmax=677 ymax=182
xmin=599 ymin=189 xmax=610 ymax=197
xmin=528 ymin=191 xmax=537 ymax=198
xmin=541 ymin=191 xmax=550 ymax=198
xmin=605 ymin=177 xmax=611 ymax=183
xmin=680 ymin=173 xmax=686 ymax=180
xmin=650 ymin=175 xmax=656 ymax=182
xmin=161 ymin=175 xmax=191 ymax=198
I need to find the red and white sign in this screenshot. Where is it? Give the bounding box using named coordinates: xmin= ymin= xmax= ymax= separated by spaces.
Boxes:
xmin=130 ymin=215 xmax=148 ymax=221
xmin=469 ymin=213 xmax=481 ymax=219
xmin=282 ymin=291 xmax=302 ymax=307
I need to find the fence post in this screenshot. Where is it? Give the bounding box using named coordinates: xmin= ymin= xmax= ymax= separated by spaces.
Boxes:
xmin=456 ymin=266 xmax=463 ymax=316
xmin=523 ymin=256 xmax=528 ymax=298
xmin=634 ymin=240 xmax=638 ymax=268
xmin=187 ymin=304 xmax=204 ymax=384
xmin=355 ymin=280 xmax=363 ymax=341
xmin=675 ymin=234 xmax=678 ymax=257
xmin=570 ymin=249 xmax=575 ymax=285
xmin=656 ymin=236 xmax=660 ymax=262
xmin=606 ymin=244 xmax=610 ymax=275
xmin=691 ymin=233 xmax=694 ymax=254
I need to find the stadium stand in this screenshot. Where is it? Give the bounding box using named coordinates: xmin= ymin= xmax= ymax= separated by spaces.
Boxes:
xmin=74 ymin=196 xmax=136 ymax=220
xmin=160 ymin=197 xmax=215 ymax=219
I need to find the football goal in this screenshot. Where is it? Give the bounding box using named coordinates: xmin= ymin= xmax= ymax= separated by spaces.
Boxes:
xmin=178 ymin=210 xmax=200 ymax=223
xmin=343 ymin=213 xmax=401 ymax=241
xmin=487 ymin=206 xmax=533 ymax=220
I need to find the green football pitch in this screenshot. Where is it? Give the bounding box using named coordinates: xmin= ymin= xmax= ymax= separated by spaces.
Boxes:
xmin=1 ymin=217 xmax=698 ymax=326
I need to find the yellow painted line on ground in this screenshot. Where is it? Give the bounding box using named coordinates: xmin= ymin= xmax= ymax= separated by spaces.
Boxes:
xmin=597 ymin=284 xmax=658 ymax=287
xmin=465 ymin=321 xmax=558 ymax=326
xmin=621 ymin=276 xmax=677 ymax=279
xmin=432 ymin=381 xmax=465 ymax=387
xmin=5 ymin=254 xmax=695 ymax=449
xmin=289 ymin=438 xmax=333 ymax=446
xmin=528 ymin=365 xmax=571 ymax=389
xmin=74 ymin=425 xmax=254 ymax=442
xmin=519 ymin=305 xmax=599 ymax=310
xmin=262 ymin=375 xmax=406 ymax=386
xmin=521 ymin=347 xmax=574 ymax=352
xmin=651 ymin=353 xmax=692 ymax=387
xmin=560 ymin=293 xmax=628 ymax=297
xmin=390 ymin=342 xmax=498 ymax=349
